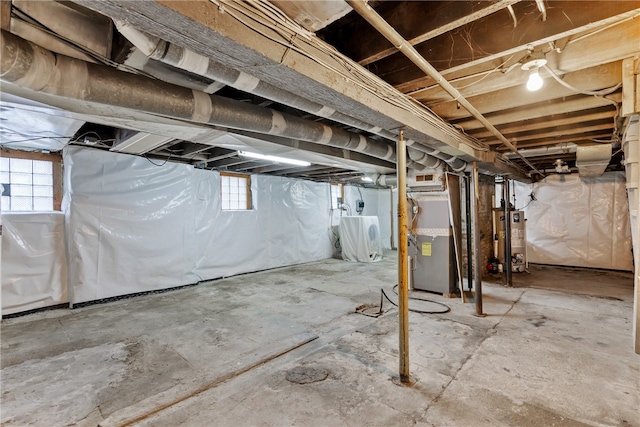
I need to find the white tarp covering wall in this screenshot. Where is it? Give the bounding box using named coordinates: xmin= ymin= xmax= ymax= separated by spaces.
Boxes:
xmin=1 ymin=212 xmax=68 ymax=314
xmin=63 ymin=146 xmax=333 ymax=305
xmin=192 ymin=170 xmax=333 ymax=279
xmin=512 ymin=172 xmax=633 ymax=271
xmin=64 ymin=147 xmax=198 ymax=304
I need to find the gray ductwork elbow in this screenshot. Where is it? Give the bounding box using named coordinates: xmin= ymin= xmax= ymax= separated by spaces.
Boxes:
xmin=376 ymin=174 xmax=398 ymax=187
xmin=408 ymin=148 xmax=442 ymax=169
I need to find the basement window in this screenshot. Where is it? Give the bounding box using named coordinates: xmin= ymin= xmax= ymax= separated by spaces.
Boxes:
xmin=220 ymin=172 xmax=251 ymax=210
xmin=331 ymin=183 xmax=343 ymax=210
xmin=1 ymin=155 xmax=60 ymax=212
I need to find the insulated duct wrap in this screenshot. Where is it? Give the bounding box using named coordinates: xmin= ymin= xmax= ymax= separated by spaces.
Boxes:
xmin=575 ymin=144 xmax=613 ymax=177
xmin=0 ymin=30 xmax=448 ymax=170
xmin=115 ymin=21 xmax=466 ymax=171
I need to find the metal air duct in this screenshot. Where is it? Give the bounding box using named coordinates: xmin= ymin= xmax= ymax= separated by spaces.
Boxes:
xmin=575 ymin=144 xmax=613 ymax=177
xmin=0 ymin=30 xmax=440 ymax=170
xmin=114 ymin=21 xmax=466 ymax=172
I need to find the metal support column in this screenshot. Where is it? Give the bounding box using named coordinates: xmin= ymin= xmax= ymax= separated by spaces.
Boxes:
xmin=397 ymin=130 xmax=410 ymax=383
xmin=472 ymin=163 xmax=484 ymax=316
xmin=390 ymin=187 xmax=396 ymax=249
xmin=503 ymin=178 xmax=513 ymax=287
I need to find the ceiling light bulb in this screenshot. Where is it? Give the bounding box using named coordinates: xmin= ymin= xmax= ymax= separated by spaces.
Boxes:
xmin=526 ymin=69 xmax=543 ymax=91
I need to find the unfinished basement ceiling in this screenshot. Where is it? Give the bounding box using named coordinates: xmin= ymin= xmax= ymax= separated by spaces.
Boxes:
xmin=1 ymin=1 xmax=638 ymax=181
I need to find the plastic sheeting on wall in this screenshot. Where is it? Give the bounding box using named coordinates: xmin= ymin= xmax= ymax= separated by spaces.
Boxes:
xmin=63 ymin=146 xmax=334 ymax=305
xmin=64 ymin=146 xmax=198 ymax=304
xmin=1 ymin=212 xmax=68 ymax=314
xmin=512 ymin=172 xmax=633 ymax=271
xmin=339 ymin=216 xmax=383 ymax=262
xmin=192 ymin=171 xmax=333 ymax=280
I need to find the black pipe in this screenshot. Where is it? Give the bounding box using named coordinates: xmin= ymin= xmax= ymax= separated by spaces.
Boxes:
xmin=465 ymin=173 xmax=473 ymax=291
xmin=503 ymin=178 xmax=513 ymax=287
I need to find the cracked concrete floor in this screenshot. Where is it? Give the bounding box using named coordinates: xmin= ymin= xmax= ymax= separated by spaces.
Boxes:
xmin=1 ymin=252 xmax=638 ymax=426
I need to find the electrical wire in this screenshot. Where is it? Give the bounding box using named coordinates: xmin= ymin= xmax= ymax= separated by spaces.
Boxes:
xmin=208 ymin=0 xmax=490 ymax=153
xmin=542 ymin=65 xmax=621 ymax=97
xmin=385 ymin=284 xmax=451 ymax=314
xmin=143 ymin=152 xmax=172 ymax=167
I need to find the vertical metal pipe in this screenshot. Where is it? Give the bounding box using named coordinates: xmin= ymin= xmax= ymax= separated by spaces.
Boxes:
xmin=472 ymin=162 xmax=484 ymax=316
xmin=503 ymin=178 xmax=513 ymax=286
xmin=465 ymin=173 xmax=473 ymax=291
xmin=390 ymin=187 xmax=396 ymax=249
xmin=397 ymin=130 xmax=410 ymax=383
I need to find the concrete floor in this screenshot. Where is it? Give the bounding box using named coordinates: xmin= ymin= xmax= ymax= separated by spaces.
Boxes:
xmin=1 ymin=252 xmax=638 ymax=427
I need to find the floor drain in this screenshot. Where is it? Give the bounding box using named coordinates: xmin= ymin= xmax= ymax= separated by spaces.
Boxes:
xmin=285 ymin=366 xmax=329 ymax=384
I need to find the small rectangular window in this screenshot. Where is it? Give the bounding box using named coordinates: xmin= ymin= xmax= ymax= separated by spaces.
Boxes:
xmin=221 ymin=172 xmax=251 ymax=210
xmin=331 ymin=183 xmax=343 ymax=210
xmin=1 ymin=157 xmax=56 ymax=212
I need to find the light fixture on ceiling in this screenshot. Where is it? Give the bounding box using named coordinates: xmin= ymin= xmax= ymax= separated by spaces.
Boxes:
xmin=521 ymin=56 xmax=547 ymax=92
xmin=237 ymin=151 xmax=311 ymax=167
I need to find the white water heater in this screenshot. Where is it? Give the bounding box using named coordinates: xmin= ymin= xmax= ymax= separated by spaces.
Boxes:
xmin=493 ymin=209 xmax=527 ymax=272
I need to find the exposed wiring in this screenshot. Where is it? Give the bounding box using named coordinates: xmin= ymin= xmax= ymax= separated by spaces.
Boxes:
xmin=507 ymin=5 xmax=517 ymax=28
xmin=143 ymin=152 xmax=172 ymax=167
xmin=542 ymin=65 xmax=621 ymax=97
xmin=535 ymin=0 xmax=547 ymax=22
xmin=357 ymin=285 xmax=451 ymax=317
xmin=516 ymin=184 xmax=536 ymax=210
xmin=564 ymin=11 xmax=640 ymax=48
xmin=388 ymin=285 xmax=451 ymax=314
xmin=207 ymin=0 xmax=490 ymax=153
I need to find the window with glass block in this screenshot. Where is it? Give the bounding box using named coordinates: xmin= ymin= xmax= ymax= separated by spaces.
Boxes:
xmin=220 ymin=172 xmax=251 ymax=210
xmin=1 ymin=157 xmax=54 ymax=211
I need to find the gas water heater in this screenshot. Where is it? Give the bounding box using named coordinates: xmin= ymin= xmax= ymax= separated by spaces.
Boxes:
xmin=493 ymin=209 xmax=527 ymax=273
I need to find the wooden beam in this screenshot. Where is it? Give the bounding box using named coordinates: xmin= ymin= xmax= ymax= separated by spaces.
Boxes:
xmin=396 ymin=10 xmax=640 ymax=97
xmin=1 ymin=0 xmax=11 ymax=31
xmin=354 ymin=0 xmax=521 ymax=66
xmin=455 ymin=93 xmax=622 ymax=131
xmin=486 ymin=123 xmax=613 ymax=145
xmin=367 ymin=2 xmax=640 ymax=89
xmin=495 ymin=132 xmax=612 ymax=150
xmin=431 ymin=62 xmax=622 ymax=121
xmin=0 ymin=149 xmax=62 ymax=163
xmin=469 ymin=110 xmax=616 ymax=139
xmin=622 ymin=57 xmax=640 ymax=117
xmin=411 ymin=17 xmax=640 ymax=104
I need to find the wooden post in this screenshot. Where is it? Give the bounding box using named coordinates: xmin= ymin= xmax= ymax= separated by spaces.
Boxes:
xmin=397 ymin=130 xmax=410 ymax=383
xmin=472 ymin=162 xmax=485 ymax=316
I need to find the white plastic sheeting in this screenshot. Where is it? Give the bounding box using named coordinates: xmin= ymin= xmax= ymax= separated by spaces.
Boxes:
xmin=64 ymin=146 xmax=198 ymax=304
xmin=513 ymin=172 xmax=633 ymax=271
xmin=63 ymin=146 xmax=334 ymax=305
xmin=1 ymin=212 xmax=68 ymax=314
xmin=339 ymin=216 xmax=383 ymax=262
xmin=192 ymin=171 xmax=333 ymax=279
